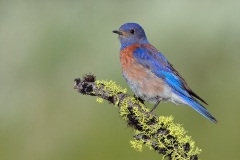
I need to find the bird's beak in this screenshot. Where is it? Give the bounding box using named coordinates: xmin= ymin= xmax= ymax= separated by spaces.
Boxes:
xmin=112 ymin=30 xmax=123 ymax=35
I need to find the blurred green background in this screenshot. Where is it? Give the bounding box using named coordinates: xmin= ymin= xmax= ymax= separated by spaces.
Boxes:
xmin=0 ymin=0 xmax=239 ymax=159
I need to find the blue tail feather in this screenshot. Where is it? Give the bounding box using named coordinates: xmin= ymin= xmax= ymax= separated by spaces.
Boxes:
xmin=184 ymin=97 xmax=218 ymax=123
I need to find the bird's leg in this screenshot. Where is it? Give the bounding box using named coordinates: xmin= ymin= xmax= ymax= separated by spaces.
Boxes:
xmin=149 ymin=100 xmax=161 ymax=113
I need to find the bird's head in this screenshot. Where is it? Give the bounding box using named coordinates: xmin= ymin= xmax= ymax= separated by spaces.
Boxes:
xmin=113 ymin=23 xmax=149 ymax=50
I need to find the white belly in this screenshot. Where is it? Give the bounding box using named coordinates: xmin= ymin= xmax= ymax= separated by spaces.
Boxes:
xmin=123 ymin=71 xmax=187 ymax=105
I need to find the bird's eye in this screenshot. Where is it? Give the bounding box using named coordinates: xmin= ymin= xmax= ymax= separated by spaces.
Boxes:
xmin=130 ymin=29 xmax=135 ymax=34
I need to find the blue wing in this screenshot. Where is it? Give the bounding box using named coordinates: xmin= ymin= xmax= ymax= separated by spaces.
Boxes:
xmin=133 ymin=45 xmax=217 ymax=123
xmin=133 ymin=46 xmax=190 ymax=98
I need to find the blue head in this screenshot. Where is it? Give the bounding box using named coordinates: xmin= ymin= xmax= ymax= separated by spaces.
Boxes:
xmin=113 ymin=23 xmax=149 ymax=50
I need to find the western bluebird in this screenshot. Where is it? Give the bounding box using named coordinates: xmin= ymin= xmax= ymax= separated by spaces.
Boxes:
xmin=113 ymin=23 xmax=217 ymax=123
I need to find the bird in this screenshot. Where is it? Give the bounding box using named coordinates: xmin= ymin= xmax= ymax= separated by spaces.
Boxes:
xmin=113 ymin=23 xmax=217 ymax=123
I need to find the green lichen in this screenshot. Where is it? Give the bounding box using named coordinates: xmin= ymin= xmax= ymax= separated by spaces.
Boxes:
xmin=129 ymin=115 xmax=202 ymax=159
xmin=96 ymin=80 xmax=127 ymax=105
xmin=118 ymin=97 xmax=130 ymax=119
xmin=96 ymin=97 xmax=104 ymax=103
xmin=130 ymin=139 xmax=144 ymax=152
xmin=96 ymin=80 xmax=127 ymax=95
xmin=93 ymin=79 xmax=201 ymax=159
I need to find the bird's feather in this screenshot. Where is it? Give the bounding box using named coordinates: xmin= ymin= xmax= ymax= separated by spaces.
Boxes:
xmin=133 ymin=45 xmax=207 ymax=104
xmin=133 ymin=45 xmax=218 ymax=123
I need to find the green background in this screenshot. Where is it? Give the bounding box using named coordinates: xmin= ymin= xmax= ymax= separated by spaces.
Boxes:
xmin=0 ymin=0 xmax=239 ymax=159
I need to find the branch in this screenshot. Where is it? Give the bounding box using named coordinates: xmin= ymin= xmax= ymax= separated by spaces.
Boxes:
xmin=74 ymin=74 xmax=201 ymax=160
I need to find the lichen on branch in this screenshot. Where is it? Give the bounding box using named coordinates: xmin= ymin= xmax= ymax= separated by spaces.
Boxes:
xmin=74 ymin=74 xmax=201 ymax=160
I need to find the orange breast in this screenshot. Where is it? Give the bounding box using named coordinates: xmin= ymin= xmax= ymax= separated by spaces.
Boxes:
xmin=120 ymin=45 xmax=166 ymax=103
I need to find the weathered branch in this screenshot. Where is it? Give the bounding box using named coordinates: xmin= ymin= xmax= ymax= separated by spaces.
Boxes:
xmin=74 ymin=74 xmax=201 ymax=160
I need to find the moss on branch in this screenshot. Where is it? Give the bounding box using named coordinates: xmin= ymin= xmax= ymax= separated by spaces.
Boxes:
xmin=74 ymin=74 xmax=201 ymax=160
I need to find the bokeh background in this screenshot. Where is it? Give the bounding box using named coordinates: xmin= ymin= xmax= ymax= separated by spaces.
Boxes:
xmin=0 ymin=0 xmax=239 ymax=159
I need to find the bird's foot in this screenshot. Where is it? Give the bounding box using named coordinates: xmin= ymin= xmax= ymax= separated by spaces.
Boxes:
xmin=149 ymin=100 xmax=161 ymax=114
xmin=134 ymin=95 xmax=145 ymax=104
